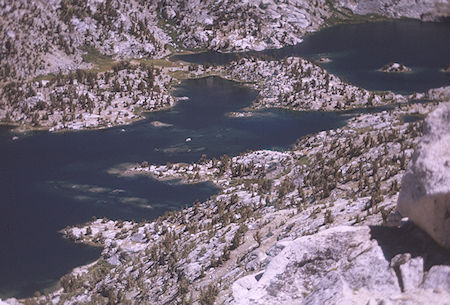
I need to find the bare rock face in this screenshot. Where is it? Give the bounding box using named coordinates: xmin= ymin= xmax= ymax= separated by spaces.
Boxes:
xmin=230 ymin=225 xmax=450 ymax=305
xmin=397 ymin=102 xmax=450 ymax=249
xmin=231 ymin=226 xmax=401 ymax=304
xmin=422 ymin=265 xmax=450 ymax=291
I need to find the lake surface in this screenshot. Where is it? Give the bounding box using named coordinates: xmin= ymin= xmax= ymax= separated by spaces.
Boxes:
xmin=0 ymin=77 xmax=348 ymax=298
xmin=173 ymin=20 xmax=450 ymax=94
xmin=1 ymin=20 xmax=448 ymax=299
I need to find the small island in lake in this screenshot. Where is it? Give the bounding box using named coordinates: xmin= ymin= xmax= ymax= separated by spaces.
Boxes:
xmin=318 ymin=56 xmax=332 ymax=63
xmin=440 ymin=64 xmax=450 ymax=73
xmin=379 ymin=62 xmax=412 ymax=73
xmin=150 ymin=121 xmax=173 ymax=128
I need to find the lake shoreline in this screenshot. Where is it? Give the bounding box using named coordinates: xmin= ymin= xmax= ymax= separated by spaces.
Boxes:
xmin=1 ymin=18 xmax=449 ymax=304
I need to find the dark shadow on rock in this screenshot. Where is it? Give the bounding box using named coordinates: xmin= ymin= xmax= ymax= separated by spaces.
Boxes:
xmin=369 ymin=222 xmax=450 ymax=271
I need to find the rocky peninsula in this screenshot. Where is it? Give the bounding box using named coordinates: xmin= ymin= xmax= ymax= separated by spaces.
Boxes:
xmin=1 ymin=61 xmax=177 ymax=132
xmin=193 ymin=56 xmax=408 ymax=111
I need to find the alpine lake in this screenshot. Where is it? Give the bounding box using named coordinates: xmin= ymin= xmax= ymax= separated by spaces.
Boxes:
xmin=0 ymin=20 xmax=449 ymax=298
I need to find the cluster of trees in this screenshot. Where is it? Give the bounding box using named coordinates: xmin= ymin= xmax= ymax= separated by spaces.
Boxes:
xmin=1 ymin=61 xmax=172 ymax=127
xmin=290 ymin=118 xmax=423 ymax=222
xmin=59 ymin=0 xmax=162 ymax=54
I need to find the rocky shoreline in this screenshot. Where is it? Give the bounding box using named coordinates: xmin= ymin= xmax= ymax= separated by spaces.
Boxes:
xmin=3 ymin=97 xmax=449 ymax=305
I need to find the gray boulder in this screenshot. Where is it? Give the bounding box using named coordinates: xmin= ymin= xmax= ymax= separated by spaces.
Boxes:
xmin=397 ymin=102 xmax=450 ymax=249
xmin=231 ymin=226 xmax=401 ymax=305
xmin=422 ymin=265 xmax=450 ymax=291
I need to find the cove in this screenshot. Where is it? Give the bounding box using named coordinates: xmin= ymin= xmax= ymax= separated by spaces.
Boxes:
xmin=0 ymin=77 xmax=349 ymax=299
xmin=173 ymin=20 xmax=450 ymax=94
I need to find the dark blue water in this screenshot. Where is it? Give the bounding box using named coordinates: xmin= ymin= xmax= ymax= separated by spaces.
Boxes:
xmin=173 ymin=21 xmax=450 ymax=94
xmin=0 ymin=77 xmax=348 ymax=298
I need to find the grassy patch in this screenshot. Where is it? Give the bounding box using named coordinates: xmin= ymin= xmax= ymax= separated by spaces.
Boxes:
xmin=356 ymin=126 xmax=372 ymax=134
xmin=296 ymin=156 xmax=310 ymax=166
xmin=89 ymin=259 xmax=114 ymax=273
xmin=133 ymin=106 xmax=143 ymax=115
xmin=81 ymin=46 xmax=115 ymax=72
xmin=135 ymin=58 xmax=181 ymax=68
xmin=33 ymin=73 xmax=56 ymax=82
xmin=169 ymin=70 xmax=192 ymax=80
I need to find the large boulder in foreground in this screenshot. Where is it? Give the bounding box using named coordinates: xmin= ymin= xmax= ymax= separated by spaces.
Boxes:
xmin=397 ymin=102 xmax=450 ymax=249
xmin=232 ymin=226 xmax=399 ymax=305
xmin=231 ymin=225 xmax=450 ymax=305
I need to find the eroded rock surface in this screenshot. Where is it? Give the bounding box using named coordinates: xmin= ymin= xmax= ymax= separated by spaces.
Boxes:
xmin=231 ymin=225 xmax=450 ymax=305
xmin=232 ymin=226 xmax=399 ymax=304
xmin=397 ymin=102 xmax=450 ymax=249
